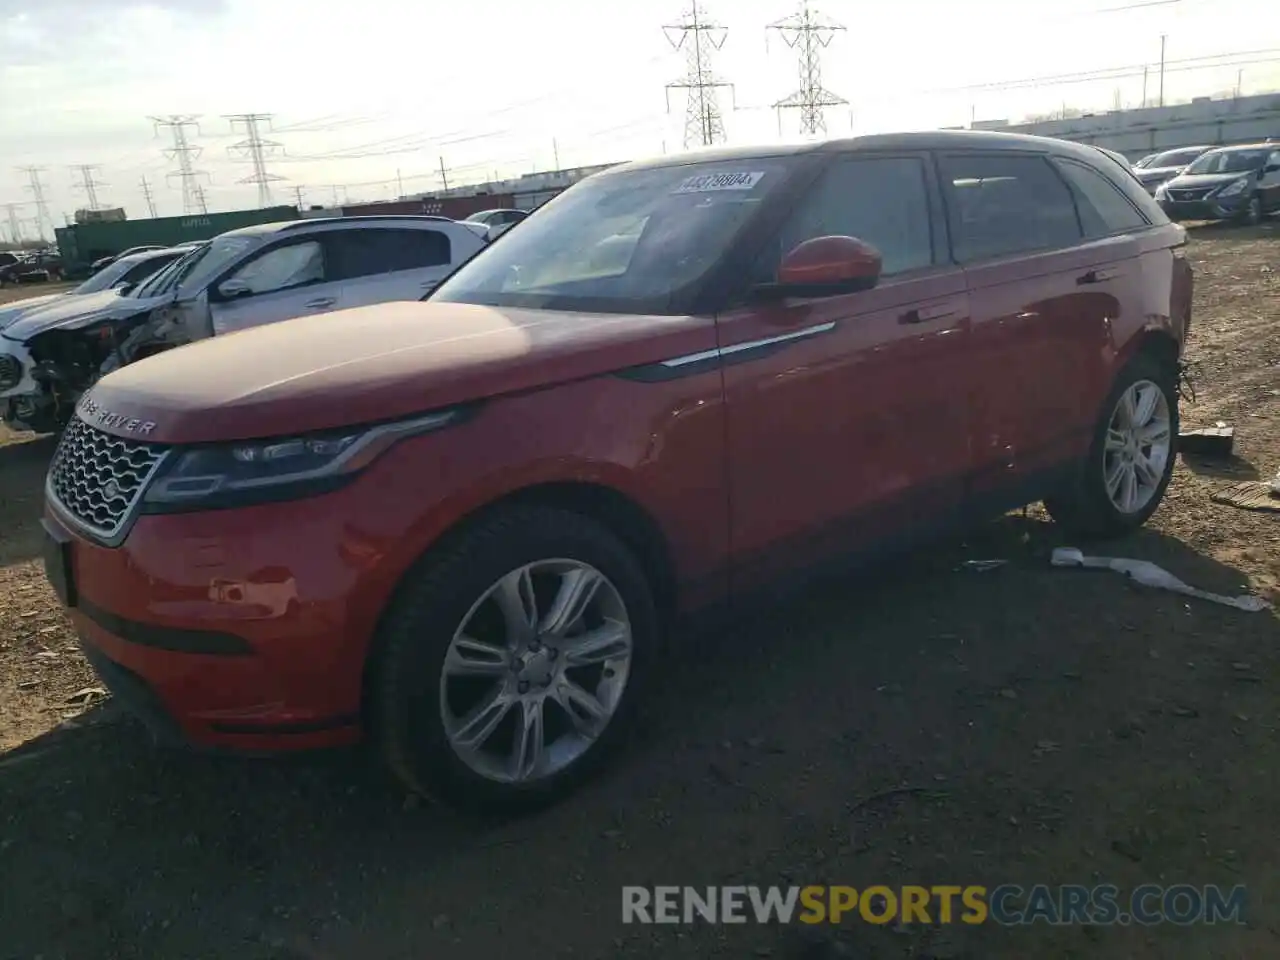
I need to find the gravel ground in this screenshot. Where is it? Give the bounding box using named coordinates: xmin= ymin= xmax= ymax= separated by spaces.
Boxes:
xmin=0 ymin=227 xmax=1277 ymax=959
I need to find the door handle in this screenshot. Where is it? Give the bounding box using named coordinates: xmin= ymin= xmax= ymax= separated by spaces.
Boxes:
xmin=899 ymin=302 xmax=958 ymax=325
xmin=1077 ymin=268 xmax=1117 ymax=285
xmin=304 ymin=297 xmax=337 ymax=309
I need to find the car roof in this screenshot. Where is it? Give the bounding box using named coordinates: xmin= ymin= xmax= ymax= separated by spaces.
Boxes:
xmin=218 ymin=216 xmax=464 ymax=239
xmin=1201 ymin=142 xmax=1274 ymax=154
xmin=606 ymin=130 xmax=1122 ymax=176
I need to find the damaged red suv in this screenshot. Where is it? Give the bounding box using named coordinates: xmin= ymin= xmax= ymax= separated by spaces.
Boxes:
xmin=43 ymin=132 xmax=1192 ymax=811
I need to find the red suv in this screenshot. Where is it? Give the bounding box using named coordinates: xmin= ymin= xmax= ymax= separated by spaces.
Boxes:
xmin=42 ymin=132 xmax=1192 ymax=811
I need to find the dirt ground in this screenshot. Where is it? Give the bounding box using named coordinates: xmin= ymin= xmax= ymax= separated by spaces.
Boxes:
xmin=1 ymin=228 xmax=1277 ymax=959
xmin=0 ymin=281 xmax=76 ymax=305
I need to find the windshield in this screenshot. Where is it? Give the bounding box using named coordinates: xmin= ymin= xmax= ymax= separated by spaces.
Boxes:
xmin=72 ymin=257 xmax=139 ymax=294
xmin=131 ymin=250 xmax=194 ymax=298
xmin=1149 ymin=148 xmax=1206 ymax=169
xmin=131 ymin=236 xmax=254 ymax=300
xmin=1185 ymin=148 xmax=1269 ymax=176
xmin=433 ymin=159 xmax=796 ymax=314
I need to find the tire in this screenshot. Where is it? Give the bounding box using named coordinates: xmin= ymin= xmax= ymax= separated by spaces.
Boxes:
xmin=1243 ymin=195 xmax=1263 ymax=226
xmin=1044 ymin=353 xmax=1179 ymax=540
xmin=371 ymin=505 xmax=658 ymax=814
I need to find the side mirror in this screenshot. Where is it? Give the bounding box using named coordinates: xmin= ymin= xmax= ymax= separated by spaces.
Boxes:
xmin=217 ymin=278 xmax=253 ymax=300
xmin=112 ymin=280 xmax=134 ymax=294
xmin=755 ymin=235 xmax=883 ymax=300
xmin=1264 ymin=163 xmax=1280 ymax=174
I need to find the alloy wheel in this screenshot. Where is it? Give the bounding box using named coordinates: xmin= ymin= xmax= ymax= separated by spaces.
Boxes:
xmin=439 ymin=559 xmax=633 ymax=784
xmin=1103 ymin=379 xmax=1172 ymax=515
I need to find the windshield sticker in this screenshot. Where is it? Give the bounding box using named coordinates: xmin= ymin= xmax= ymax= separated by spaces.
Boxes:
xmin=673 ymin=171 xmax=766 ymax=194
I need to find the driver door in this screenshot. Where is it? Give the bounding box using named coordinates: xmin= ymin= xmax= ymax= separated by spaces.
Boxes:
xmin=207 ymin=236 xmax=343 ymax=336
xmin=720 ymin=154 xmax=973 ymax=591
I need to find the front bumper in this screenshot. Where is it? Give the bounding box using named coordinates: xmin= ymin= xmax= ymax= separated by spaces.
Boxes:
xmin=41 ymin=477 xmax=417 ymax=752
xmin=1158 ymin=192 xmax=1251 ymax=222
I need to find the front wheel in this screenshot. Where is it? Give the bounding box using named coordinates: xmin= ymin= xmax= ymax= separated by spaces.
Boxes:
xmin=1044 ymin=354 xmax=1178 ymax=540
xmin=1243 ymin=195 xmax=1264 ymax=226
xmin=371 ymin=506 xmax=658 ymax=814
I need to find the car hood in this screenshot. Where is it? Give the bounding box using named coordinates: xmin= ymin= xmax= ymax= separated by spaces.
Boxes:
xmin=0 ymin=293 xmax=67 ymax=330
xmin=1162 ymin=171 xmax=1256 ymax=191
xmin=2 ymin=289 xmax=166 ymax=342
xmin=1136 ymin=165 xmax=1185 ymax=183
xmin=80 ymin=301 xmax=719 ymax=444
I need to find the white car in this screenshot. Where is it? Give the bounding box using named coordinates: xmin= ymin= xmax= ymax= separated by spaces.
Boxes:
xmin=464 ymin=208 xmax=529 ymax=240
xmin=0 ymin=216 xmax=485 ymax=432
xmin=0 ymin=247 xmax=187 ymax=332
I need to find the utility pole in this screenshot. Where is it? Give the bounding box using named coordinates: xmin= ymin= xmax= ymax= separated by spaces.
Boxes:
xmin=1142 ymin=65 xmax=1149 ymax=107
xmin=439 ymin=157 xmax=450 ymax=192
xmin=70 ymin=164 xmax=107 ymax=211
xmin=293 ymin=185 xmax=306 ymax=209
xmin=1158 ymin=34 xmax=1167 ymax=107
xmin=396 ymin=168 xmax=404 ymax=198
xmin=140 ymin=176 xmax=158 ymax=218
xmin=151 ymin=115 xmax=210 ymax=215
xmin=16 ymin=167 xmax=54 ymax=240
xmin=225 ymin=113 xmax=286 ymax=208
xmin=664 ymin=2 xmax=733 ymax=148
xmin=553 ymin=138 xmax=561 ymax=170
xmin=766 ymin=0 xmax=847 ymax=137
xmin=3 ymin=203 xmax=24 ymax=244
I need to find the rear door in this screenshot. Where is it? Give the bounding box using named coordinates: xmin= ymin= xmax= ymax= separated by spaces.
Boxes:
xmin=206 ymin=235 xmax=340 ymax=336
xmin=1261 ymin=150 xmax=1280 ymax=212
xmin=720 ymin=153 xmax=973 ymax=588
xmin=937 ymin=151 xmax=1143 ymax=503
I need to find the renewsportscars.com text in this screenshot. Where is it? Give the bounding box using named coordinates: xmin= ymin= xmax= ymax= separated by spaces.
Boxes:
xmin=621 ymin=884 xmax=1247 ymax=926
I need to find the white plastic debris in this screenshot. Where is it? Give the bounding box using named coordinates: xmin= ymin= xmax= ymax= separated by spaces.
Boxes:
xmin=1270 ymin=468 xmax=1280 ymax=497
xmin=1051 ymin=547 xmax=1270 ymax=612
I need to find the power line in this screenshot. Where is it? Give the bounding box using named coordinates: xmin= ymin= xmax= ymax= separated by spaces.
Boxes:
xmin=16 ymin=167 xmax=54 ymax=241
xmin=140 ymin=176 xmax=158 ymax=218
xmin=225 ymin=113 xmax=287 ymax=208
xmin=150 ymin=115 xmax=211 ymax=215
xmin=767 ymin=0 xmax=847 ymax=136
xmin=664 ymin=1 xmax=734 ymax=148
xmin=70 ymin=164 xmax=108 ymax=211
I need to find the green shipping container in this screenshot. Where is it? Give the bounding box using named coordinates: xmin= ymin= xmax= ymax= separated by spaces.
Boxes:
xmin=55 ymin=206 xmax=301 ymax=266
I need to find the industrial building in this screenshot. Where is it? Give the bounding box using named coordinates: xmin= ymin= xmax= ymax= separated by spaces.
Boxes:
xmin=973 ymin=91 xmax=1280 ymax=160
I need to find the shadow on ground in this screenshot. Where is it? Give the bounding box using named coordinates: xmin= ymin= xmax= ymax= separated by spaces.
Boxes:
xmin=0 ymin=434 xmax=56 ymax=566
xmin=1 ymin=517 xmax=1275 ymax=960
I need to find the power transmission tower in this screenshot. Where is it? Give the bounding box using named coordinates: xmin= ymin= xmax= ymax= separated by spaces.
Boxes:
xmin=3 ymin=203 xmax=24 ymax=244
xmin=663 ymin=2 xmax=734 ymax=148
xmin=16 ymin=166 xmax=54 ymax=240
xmin=139 ymin=176 xmax=158 ymax=218
xmin=71 ymin=164 xmax=108 ymax=210
xmin=151 ymin=115 xmax=211 ymax=215
xmin=225 ymin=113 xmax=286 ymax=208
xmin=767 ymin=0 xmax=847 ymax=136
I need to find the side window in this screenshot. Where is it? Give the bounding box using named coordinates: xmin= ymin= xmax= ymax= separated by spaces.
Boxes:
xmin=225 ymin=240 xmax=325 ymax=295
xmin=121 ymin=255 xmax=178 ymax=285
xmin=939 ymin=154 xmax=1082 ymax=262
xmin=1055 ymin=159 xmax=1148 ymax=238
xmin=328 ymin=228 xmax=451 ymax=281
xmin=757 ymin=156 xmax=934 ymax=280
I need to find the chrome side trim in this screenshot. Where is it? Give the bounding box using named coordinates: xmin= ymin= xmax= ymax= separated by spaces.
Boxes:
xmin=661 ymin=321 xmax=837 ymax=368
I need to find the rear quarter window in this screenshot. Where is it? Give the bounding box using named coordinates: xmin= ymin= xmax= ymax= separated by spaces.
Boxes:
xmin=1053 ymin=158 xmax=1150 ymax=238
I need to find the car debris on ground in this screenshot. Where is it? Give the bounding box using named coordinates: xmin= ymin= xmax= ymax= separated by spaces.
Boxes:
xmin=1050 ymin=546 xmax=1270 ymax=611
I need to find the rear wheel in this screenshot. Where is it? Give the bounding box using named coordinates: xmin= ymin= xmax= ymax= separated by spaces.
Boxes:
xmin=371 ymin=506 xmax=657 ymax=814
xmin=1044 ymin=354 xmax=1178 ymax=540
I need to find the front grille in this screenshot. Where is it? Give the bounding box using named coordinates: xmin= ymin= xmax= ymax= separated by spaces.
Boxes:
xmin=1168 ymin=188 xmax=1211 ymax=202
xmin=48 ymin=415 xmax=169 ymax=539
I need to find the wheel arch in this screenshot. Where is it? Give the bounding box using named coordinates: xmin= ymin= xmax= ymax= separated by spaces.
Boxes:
xmin=359 ymin=479 xmax=679 ymax=720
xmin=1121 ymin=326 xmax=1181 ymax=375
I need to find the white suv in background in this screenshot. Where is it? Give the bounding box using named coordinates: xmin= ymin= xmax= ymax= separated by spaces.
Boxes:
xmin=0 ymin=216 xmax=486 ymax=433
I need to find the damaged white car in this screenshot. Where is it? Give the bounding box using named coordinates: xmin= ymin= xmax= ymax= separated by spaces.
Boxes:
xmin=0 ymin=216 xmax=486 ymax=432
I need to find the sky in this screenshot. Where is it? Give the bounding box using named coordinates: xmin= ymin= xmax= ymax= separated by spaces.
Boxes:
xmin=1 ymin=0 xmax=1278 ymax=238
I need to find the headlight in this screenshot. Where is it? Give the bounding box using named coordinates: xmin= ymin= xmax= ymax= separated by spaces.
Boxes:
xmin=142 ymin=408 xmax=463 ymax=509
xmin=1215 ymin=177 xmax=1250 ymax=198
